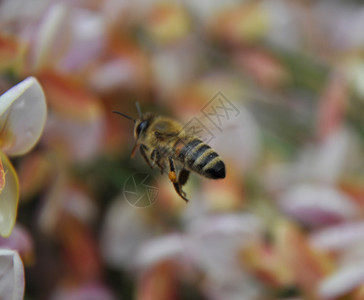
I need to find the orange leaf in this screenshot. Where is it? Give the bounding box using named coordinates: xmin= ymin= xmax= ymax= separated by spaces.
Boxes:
xmin=339 ymin=180 xmax=364 ymax=209
xmin=18 ymin=152 xmax=52 ymax=200
xmin=274 ymin=221 xmax=332 ymax=299
xmin=57 ymin=214 xmax=101 ymax=281
xmin=0 ymin=33 xmax=23 ymax=71
xmin=0 ymin=157 xmax=5 ymax=193
xmin=240 ymin=240 xmax=294 ymax=287
xmin=137 ymin=261 xmax=178 ymax=300
xmin=211 ymin=2 xmax=268 ymax=45
xmin=38 ymin=70 xmax=102 ymax=122
xmin=146 ymin=3 xmax=190 ymax=44
xmin=235 ymin=48 xmax=288 ymax=90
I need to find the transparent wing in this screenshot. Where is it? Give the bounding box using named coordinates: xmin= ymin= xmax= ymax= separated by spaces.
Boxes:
xmin=154 ymin=120 xmax=180 ymax=137
xmin=178 ymin=91 xmax=241 ymax=143
xmin=180 ymin=115 xmax=237 ymax=144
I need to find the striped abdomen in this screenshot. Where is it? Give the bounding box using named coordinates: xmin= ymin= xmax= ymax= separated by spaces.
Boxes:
xmin=174 ymin=137 xmax=225 ymax=179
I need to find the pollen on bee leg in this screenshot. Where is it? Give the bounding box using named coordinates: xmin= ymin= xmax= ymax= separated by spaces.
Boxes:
xmin=169 ymin=171 xmax=177 ymax=183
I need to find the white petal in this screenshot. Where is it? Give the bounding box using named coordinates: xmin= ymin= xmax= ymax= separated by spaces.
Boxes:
xmin=186 ymin=214 xmax=262 ymax=282
xmin=0 ymin=152 xmax=19 ymax=237
xmin=279 ymin=184 xmax=359 ymax=226
xmin=209 ymin=103 xmax=261 ymax=171
xmin=311 ymin=221 xmax=364 ymax=251
xmin=183 ymin=0 xmax=241 ymax=22
xmin=89 ymin=59 xmax=138 ymax=92
xmin=0 ymin=77 xmax=47 ymax=156
xmin=57 ymin=8 xmax=106 ymax=72
xmin=294 ymin=128 xmax=357 ymax=184
xmin=32 ymin=3 xmax=69 ymax=71
xmin=43 ymin=112 xmax=104 ymax=162
xmin=135 ymin=234 xmax=185 ymax=269
xmin=0 ymin=249 xmax=24 ymax=300
xmin=319 ymin=263 xmax=364 ymax=299
xmin=0 ymin=0 xmax=51 ymax=25
xmin=100 ymin=199 xmax=155 ymax=270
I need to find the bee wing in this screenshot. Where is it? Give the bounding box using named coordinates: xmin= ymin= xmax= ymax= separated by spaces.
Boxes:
xmin=180 ymin=115 xmax=220 ymax=144
xmin=180 ymin=114 xmax=241 ymax=146
xmin=154 ymin=120 xmax=180 ymax=137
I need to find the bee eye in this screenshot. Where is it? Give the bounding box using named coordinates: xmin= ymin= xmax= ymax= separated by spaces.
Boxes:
xmin=136 ymin=120 xmax=148 ymax=136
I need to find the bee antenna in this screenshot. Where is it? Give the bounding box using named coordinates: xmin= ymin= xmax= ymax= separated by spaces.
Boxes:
xmin=136 ymin=101 xmax=142 ymax=118
xmin=112 ymin=111 xmax=136 ymax=123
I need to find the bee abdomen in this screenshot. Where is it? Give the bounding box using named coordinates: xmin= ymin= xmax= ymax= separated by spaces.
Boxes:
xmin=193 ymin=148 xmax=225 ymax=179
xmin=175 ymin=138 xmax=225 ymax=179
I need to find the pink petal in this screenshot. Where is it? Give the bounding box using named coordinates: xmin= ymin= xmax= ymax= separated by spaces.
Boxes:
xmin=0 ymin=224 xmax=33 ymax=260
xmin=315 ymin=3 xmax=364 ymax=51
xmin=316 ymin=72 xmax=347 ymax=141
xmin=52 ymin=282 xmax=115 ymax=300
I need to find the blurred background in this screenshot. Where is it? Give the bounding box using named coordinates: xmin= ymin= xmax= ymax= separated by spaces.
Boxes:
xmin=2 ymin=0 xmax=364 ymax=299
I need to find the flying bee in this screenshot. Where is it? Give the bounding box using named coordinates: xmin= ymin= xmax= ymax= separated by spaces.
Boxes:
xmin=113 ymin=103 xmax=225 ymax=202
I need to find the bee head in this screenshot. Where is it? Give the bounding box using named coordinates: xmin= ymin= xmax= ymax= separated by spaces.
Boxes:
xmin=112 ymin=102 xmax=154 ymax=141
xmin=134 ymin=113 xmax=154 ymax=139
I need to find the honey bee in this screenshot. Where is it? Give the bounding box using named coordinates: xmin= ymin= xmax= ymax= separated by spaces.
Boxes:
xmin=113 ymin=103 xmax=225 ymax=202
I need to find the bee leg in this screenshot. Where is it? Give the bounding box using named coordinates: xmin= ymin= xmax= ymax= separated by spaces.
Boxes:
xmin=140 ymin=145 xmax=153 ymax=169
xmin=158 ymin=163 xmax=164 ymax=175
xmin=168 ymin=157 xmax=188 ymax=202
xmin=151 ymin=149 xmax=164 ymax=174
xmin=178 ymin=169 xmax=190 ymax=186
xmin=150 ymin=149 xmax=156 ymax=168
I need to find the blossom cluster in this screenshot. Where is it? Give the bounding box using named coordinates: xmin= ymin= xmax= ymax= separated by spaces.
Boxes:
xmin=1 ymin=0 xmax=364 ymax=299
